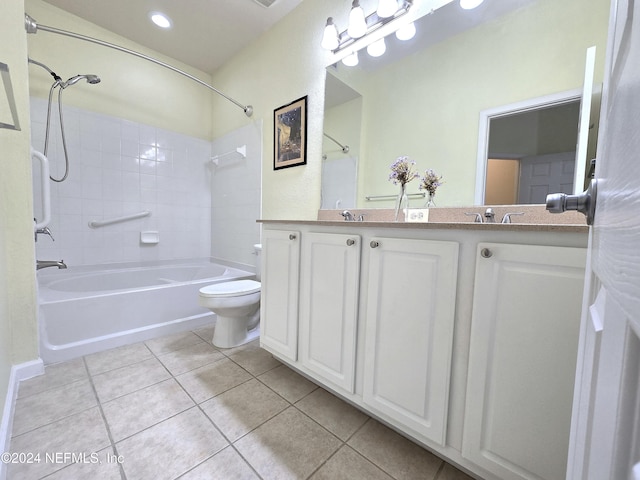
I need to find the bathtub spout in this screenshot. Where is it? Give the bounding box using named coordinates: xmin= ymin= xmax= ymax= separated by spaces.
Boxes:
xmin=36 ymin=259 xmax=67 ymax=270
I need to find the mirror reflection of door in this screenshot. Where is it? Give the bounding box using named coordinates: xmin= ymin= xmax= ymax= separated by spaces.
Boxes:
xmin=485 ymin=100 xmax=580 ymax=205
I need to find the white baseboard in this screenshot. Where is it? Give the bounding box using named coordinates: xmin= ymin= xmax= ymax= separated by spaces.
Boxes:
xmin=0 ymin=359 xmax=44 ymax=480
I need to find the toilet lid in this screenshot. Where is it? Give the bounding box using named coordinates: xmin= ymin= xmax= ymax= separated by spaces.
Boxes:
xmin=199 ymin=279 xmax=261 ymax=298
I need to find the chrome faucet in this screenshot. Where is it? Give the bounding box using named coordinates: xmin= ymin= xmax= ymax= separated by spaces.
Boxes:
xmin=35 ymin=226 xmax=54 ymax=242
xmin=36 ymin=259 xmax=67 ymax=270
xmin=465 ymin=212 xmax=483 ymax=223
xmin=484 ymin=208 xmax=496 ymax=223
xmin=501 ymin=212 xmax=525 ymax=224
xmin=340 ymin=210 xmax=354 ymax=221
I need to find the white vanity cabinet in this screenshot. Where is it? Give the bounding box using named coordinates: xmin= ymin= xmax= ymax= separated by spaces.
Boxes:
xmin=299 ymin=232 xmax=361 ymax=393
xmin=259 ymin=229 xmax=300 ymax=362
xmin=362 ymin=236 xmax=459 ymax=446
xmin=462 ymin=243 xmax=587 ymax=480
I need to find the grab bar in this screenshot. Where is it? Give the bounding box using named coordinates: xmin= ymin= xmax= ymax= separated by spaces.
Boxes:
xmin=32 ymin=148 xmax=51 ymax=231
xmin=365 ymin=192 xmax=425 ymax=201
xmin=88 ymin=210 xmax=150 ymax=228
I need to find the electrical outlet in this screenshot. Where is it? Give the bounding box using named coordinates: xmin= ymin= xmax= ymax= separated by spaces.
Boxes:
xmin=405 ymin=208 xmax=430 ymax=222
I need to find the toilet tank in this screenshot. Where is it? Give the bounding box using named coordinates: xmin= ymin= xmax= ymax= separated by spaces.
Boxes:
xmin=254 ymin=244 xmax=262 ymax=281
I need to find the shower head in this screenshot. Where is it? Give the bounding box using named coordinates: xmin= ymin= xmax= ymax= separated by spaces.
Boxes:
xmin=61 ymin=74 xmax=101 ymax=88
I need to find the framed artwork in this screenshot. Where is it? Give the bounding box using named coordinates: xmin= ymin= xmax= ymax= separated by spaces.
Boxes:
xmin=274 ymin=95 xmax=307 ymax=170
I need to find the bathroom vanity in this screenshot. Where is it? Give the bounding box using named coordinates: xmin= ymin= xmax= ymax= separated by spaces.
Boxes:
xmin=259 ymin=212 xmax=587 ymax=480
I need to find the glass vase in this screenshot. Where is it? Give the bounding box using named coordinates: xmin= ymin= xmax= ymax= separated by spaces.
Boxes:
xmin=395 ymin=184 xmax=409 ymax=221
xmin=425 ymin=192 xmax=436 ymax=208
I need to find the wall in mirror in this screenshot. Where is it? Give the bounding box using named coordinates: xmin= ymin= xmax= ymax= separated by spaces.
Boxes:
xmin=321 ymin=0 xmax=610 ymax=208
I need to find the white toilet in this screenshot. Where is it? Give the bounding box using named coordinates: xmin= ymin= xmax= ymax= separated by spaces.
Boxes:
xmin=198 ymin=245 xmax=262 ymax=348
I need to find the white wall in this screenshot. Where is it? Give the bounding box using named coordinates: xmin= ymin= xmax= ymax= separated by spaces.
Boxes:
xmin=0 ymin=0 xmax=40 ymax=443
xmin=31 ymin=99 xmax=213 ymax=265
xmin=210 ymin=122 xmax=262 ymax=267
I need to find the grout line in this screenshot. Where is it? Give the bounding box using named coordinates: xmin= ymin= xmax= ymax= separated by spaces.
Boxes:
xmin=433 ymin=460 xmax=446 ymax=480
xmin=81 ymin=356 xmax=128 ymax=480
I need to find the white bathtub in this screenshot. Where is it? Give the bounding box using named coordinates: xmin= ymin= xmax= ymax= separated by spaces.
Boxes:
xmin=37 ymin=259 xmax=255 ymax=364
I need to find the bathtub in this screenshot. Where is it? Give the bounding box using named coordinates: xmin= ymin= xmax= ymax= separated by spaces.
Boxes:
xmin=37 ymin=259 xmax=255 ymax=364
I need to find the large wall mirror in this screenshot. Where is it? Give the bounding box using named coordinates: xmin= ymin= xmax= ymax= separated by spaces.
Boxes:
xmin=321 ymin=0 xmax=609 ymax=208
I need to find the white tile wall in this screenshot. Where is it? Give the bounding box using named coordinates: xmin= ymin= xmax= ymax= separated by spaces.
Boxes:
xmin=210 ymin=121 xmax=262 ymax=268
xmin=31 ymin=98 xmax=213 ymax=266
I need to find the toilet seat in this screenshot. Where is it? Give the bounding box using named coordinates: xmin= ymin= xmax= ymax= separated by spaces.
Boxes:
xmin=199 ymin=280 xmax=261 ymax=298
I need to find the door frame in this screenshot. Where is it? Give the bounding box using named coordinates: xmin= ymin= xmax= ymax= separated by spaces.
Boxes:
xmin=474 ymin=88 xmax=582 ymax=204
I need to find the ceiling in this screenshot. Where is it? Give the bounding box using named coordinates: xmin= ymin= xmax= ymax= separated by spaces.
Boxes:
xmin=40 ymin=0 xmax=304 ymax=74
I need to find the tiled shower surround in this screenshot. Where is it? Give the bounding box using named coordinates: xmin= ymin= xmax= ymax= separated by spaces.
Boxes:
xmin=30 ymin=98 xmax=220 ymax=266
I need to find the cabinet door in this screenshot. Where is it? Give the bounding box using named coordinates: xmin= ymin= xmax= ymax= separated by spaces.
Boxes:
xmin=299 ymin=232 xmax=361 ymax=393
xmin=462 ymin=243 xmax=586 ymax=480
xmin=260 ymin=229 xmax=300 ymax=362
xmin=363 ymin=237 xmax=459 ymax=445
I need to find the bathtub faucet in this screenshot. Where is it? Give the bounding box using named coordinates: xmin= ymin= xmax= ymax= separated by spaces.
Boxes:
xmin=36 ymin=259 xmax=67 ymax=270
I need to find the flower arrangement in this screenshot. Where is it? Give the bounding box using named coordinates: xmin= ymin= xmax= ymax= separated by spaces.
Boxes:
xmin=388 ymin=156 xmax=419 ymax=186
xmin=419 ymin=169 xmax=444 ymax=197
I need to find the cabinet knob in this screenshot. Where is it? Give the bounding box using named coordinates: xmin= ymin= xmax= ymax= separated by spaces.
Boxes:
xmin=480 ymin=248 xmax=492 ymax=258
xmin=289 ymin=234 xmax=297 ymax=240
xmin=370 ymin=240 xmax=380 ymax=248
xmin=346 ymin=238 xmax=355 ymax=246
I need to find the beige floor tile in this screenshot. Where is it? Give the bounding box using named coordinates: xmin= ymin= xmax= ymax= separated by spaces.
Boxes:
xmin=175 ymin=358 xmax=252 ymax=404
xmin=296 ymin=388 xmax=369 ymax=441
xmin=226 ymin=342 xmax=282 ymax=376
xmin=258 ymin=364 xmax=318 ymax=403
xmin=102 ymin=378 xmax=194 ymax=441
xmin=348 ymin=419 xmax=443 ymax=480
xmin=438 ymin=463 xmax=476 ymax=480
xmin=85 ymin=342 xmax=153 ymax=375
xmin=117 ymin=407 xmax=228 ymax=480
xmin=200 ymin=378 xmax=288 ymax=442
xmin=180 ymin=446 xmax=259 ymax=480
xmin=92 ymin=357 xmax=171 ymax=403
xmin=310 ymin=445 xmax=393 ymax=480
xmin=7 ymin=407 xmax=110 ymax=480
xmin=235 ymin=407 xmax=341 ymax=480
xmin=12 ymin=379 xmax=97 ymax=436
xmin=158 ymin=342 xmax=225 ymax=376
xmin=17 ymin=358 xmax=87 ymax=398
xmin=145 ymin=331 xmax=205 ymax=356
xmin=43 ymin=446 xmax=123 ymax=480
xmin=192 ymin=324 xmax=215 ymax=343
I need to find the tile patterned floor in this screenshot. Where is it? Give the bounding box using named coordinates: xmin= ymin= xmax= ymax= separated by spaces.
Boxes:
xmin=8 ymin=325 xmax=475 ymax=480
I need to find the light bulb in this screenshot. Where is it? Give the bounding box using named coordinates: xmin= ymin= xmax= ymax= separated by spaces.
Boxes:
xmin=367 ymin=38 xmax=386 ymax=57
xmin=321 ymin=17 xmax=340 ymax=50
xmin=395 ymin=21 xmax=416 ymax=41
xmin=342 ymin=51 xmax=359 ymax=67
xmin=347 ymin=0 xmax=367 ymax=39
xmin=459 ymin=0 xmax=484 ymax=10
xmin=150 ymin=12 xmax=172 ymax=29
xmin=377 ymin=0 xmax=399 ymax=18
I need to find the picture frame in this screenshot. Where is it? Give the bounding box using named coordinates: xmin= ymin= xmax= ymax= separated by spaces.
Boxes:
xmin=274 ymin=95 xmax=307 ymax=170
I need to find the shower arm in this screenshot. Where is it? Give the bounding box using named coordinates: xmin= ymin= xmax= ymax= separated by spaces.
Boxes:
xmin=24 ymin=14 xmax=253 ymax=117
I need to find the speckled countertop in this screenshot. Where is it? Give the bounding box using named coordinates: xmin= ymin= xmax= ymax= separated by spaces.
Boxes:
xmin=258 ymin=206 xmax=588 ymax=234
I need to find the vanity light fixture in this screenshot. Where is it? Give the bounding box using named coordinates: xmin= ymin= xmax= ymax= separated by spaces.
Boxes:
xmin=347 ymin=1 xmax=368 ymax=39
xmin=395 ymin=21 xmax=416 ymax=41
xmin=367 ymin=38 xmax=386 ymax=57
xmin=459 ymin=0 xmax=485 ymax=10
xmin=342 ymin=51 xmax=359 ymax=67
xmin=321 ymin=17 xmax=340 ymax=50
xmin=322 ymin=0 xmax=413 ymax=56
xmin=149 ymin=11 xmax=172 ymax=29
xmin=377 ymin=0 xmax=400 ymax=18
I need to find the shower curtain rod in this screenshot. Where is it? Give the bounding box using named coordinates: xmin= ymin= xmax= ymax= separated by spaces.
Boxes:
xmin=24 ymin=14 xmax=253 ymax=117
xmin=323 ymin=132 xmax=349 ymax=154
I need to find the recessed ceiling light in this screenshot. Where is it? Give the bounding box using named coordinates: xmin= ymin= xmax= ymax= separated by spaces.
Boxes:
xmin=150 ymin=12 xmax=172 ymax=29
